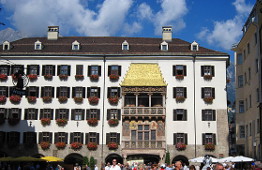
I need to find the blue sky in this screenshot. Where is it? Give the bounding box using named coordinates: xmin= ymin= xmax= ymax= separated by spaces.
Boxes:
xmin=0 ymin=0 xmax=256 ymax=60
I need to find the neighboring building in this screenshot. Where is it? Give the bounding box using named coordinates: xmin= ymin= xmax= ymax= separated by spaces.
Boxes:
xmin=232 ymin=0 xmax=262 ymax=160
xmin=0 ymin=26 xmax=229 ymax=166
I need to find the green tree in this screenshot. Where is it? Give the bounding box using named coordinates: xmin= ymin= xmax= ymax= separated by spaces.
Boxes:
xmin=165 ymin=151 xmax=170 ymax=165
xmin=83 ymin=156 xmax=89 ymax=167
xmin=89 ymin=156 xmax=95 ymax=170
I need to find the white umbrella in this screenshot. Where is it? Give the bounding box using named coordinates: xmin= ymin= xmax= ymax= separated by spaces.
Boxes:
xmin=230 ymin=156 xmax=254 ymax=162
xmin=218 ymin=156 xmax=234 ymax=163
xmin=189 ymin=156 xmax=219 ymax=163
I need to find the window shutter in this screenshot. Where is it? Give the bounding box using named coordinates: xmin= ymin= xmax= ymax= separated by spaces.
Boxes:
xmin=97 ymin=110 xmax=100 ymax=120
xmin=211 ymin=66 xmax=215 ymax=76
xmin=96 ymin=133 xmax=99 ymax=144
xmin=52 ymin=65 xmax=56 ymax=75
xmin=108 ymin=66 xmax=111 ymax=76
xmin=86 ymin=133 xmax=89 ymax=144
xmin=201 ymin=88 xmax=204 ymax=98
xmin=184 ymin=87 xmax=187 ymax=98
xmin=88 ymin=66 xmax=91 ymax=76
xmin=18 ymin=109 xmax=21 ymax=119
xmin=35 ymin=109 xmax=38 ymax=120
xmin=6 ymin=87 xmax=9 ymax=97
xmin=81 ymin=133 xmax=84 ymax=144
xmin=117 ymin=87 xmax=120 ymax=97
xmin=36 ymin=87 xmax=39 ymax=97
xmin=213 ymin=110 xmax=216 ymax=121
xmin=117 ymin=110 xmax=121 ymax=120
xmin=98 ymin=87 xmax=101 ymax=98
xmin=49 ymin=132 xmax=52 ymax=143
xmin=68 ymin=66 xmax=71 ymax=76
xmin=86 ymin=110 xmax=90 ymax=119
xmin=107 ymin=87 xmax=111 ymax=98
xmin=42 ymin=65 xmax=46 ymax=76
xmin=202 ymin=133 xmax=205 ymax=145
xmin=7 ymin=65 xmax=10 ymax=75
xmin=37 ymin=65 xmax=40 ymax=75
xmin=65 ymin=133 xmax=68 ymax=144
xmin=72 ymin=87 xmax=75 ymax=98
xmin=173 ymin=65 xmax=176 ymax=76
xmin=184 ymin=133 xmax=188 ymax=145
xmin=118 ymin=66 xmax=121 ymax=76
xmin=173 ymin=110 xmax=177 ymax=121
xmin=39 ymin=132 xmax=43 ymax=143
xmin=173 ymin=133 xmax=177 ymax=145
xmin=107 ymin=109 xmax=110 ymax=120
xmin=213 ymin=134 xmax=216 ymax=144
xmin=71 ymin=109 xmax=75 ymax=120
xmin=41 ymin=87 xmax=44 ymax=97
xmin=87 ymin=87 xmax=90 ymax=98
xmin=40 ymin=109 xmax=43 ymax=119
xmin=55 ymin=133 xmax=58 ymax=143
xmin=212 ymin=88 xmax=215 ymax=98
xmin=56 ymin=87 xmax=60 ymax=98
xmin=55 ymin=109 xmax=59 ymax=119
xmin=106 ymin=133 xmax=110 ymax=144
xmin=70 ymin=133 xmax=73 ymax=143
xmin=26 ymin=87 xmax=29 ymax=97
xmin=81 ymin=110 xmax=85 ymax=120
xmin=201 ymin=66 xmax=204 ymax=76
xmin=202 ymin=110 xmax=205 ymax=121
xmin=67 ymin=87 xmax=70 ymax=98
xmin=26 ymin=66 xmax=30 ymax=75
xmin=57 ymin=65 xmax=61 ymax=75
xmin=184 ymin=110 xmax=187 ymax=121
xmin=117 ymin=133 xmax=120 ymax=144
xmin=66 ymin=109 xmax=69 ymax=119
xmin=173 ymin=87 xmax=176 ymax=98
xmin=82 ymin=87 xmax=86 ymax=98
xmin=52 ymin=87 xmax=55 ymax=97
xmin=98 ymin=66 xmax=101 ymax=76
xmin=25 ymin=109 xmax=28 ymax=120
xmin=183 ymin=66 xmax=187 ymax=76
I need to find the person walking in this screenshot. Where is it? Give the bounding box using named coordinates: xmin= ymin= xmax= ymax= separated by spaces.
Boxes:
xmin=110 ymin=159 xmax=121 ymax=170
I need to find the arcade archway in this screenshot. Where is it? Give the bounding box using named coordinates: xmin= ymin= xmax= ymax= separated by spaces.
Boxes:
xmin=127 ymin=154 xmax=160 ymax=165
xmin=64 ymin=153 xmax=83 ymax=165
xmin=172 ymin=155 xmax=189 ymax=166
xmin=105 ymin=154 xmax=123 ymax=164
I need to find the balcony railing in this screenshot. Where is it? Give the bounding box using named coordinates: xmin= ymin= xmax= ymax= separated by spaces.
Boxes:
xmin=123 ymin=107 xmax=165 ymax=116
xmin=123 ymin=140 xmax=165 ymax=149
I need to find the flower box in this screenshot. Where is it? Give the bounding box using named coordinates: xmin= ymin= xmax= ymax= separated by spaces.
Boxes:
xmin=108 ymin=119 xmax=119 ymax=126
xmin=175 ymin=142 xmax=186 ymax=151
xmin=75 ymin=75 xmax=84 ymax=80
xmin=203 ymin=75 xmax=213 ymax=80
xmin=74 ymin=97 xmax=83 ymax=103
xmin=107 ymin=142 xmax=118 ymax=150
xmin=204 ymin=143 xmax=215 ymax=151
xmin=56 ymin=118 xmax=68 ymax=126
xmin=87 ymin=142 xmax=98 ymax=150
xmin=8 ymin=118 xmax=20 ymax=126
xmin=59 ymin=74 xmax=68 ymax=80
xmin=41 ymin=118 xmax=51 ymax=126
xmin=0 ymin=74 xmax=8 ymax=80
xmin=0 ymin=95 xmax=7 ymax=103
xmin=27 ymin=96 xmax=37 ymax=103
xmin=176 ymin=96 xmax=185 ymax=102
xmin=203 ymin=97 xmax=214 ymax=103
xmin=87 ymin=118 xmax=98 ymax=126
xmin=90 ymin=74 xmax=99 ymax=81
xmin=58 ymin=96 xmax=68 ymax=103
xmin=176 ymin=75 xmax=184 ymax=80
xmin=109 ymin=74 xmax=119 ymax=80
xmin=40 ymin=141 xmax=50 ymax=150
xmin=55 ymin=142 xmax=66 ymax=150
xmin=42 ymin=96 xmax=52 ymax=103
xmin=108 ymin=97 xmax=119 ymax=105
xmin=10 ymin=95 xmax=21 ymax=103
xmin=88 ymin=96 xmax=99 ymax=105
xmin=71 ymin=142 xmax=82 ymax=150
xmin=44 ymin=74 xmax=53 ymax=79
xmin=28 ymin=74 xmax=38 ymax=80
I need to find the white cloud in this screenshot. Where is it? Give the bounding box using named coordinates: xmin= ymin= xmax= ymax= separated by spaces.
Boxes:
xmin=123 ymin=22 xmax=142 ymax=36
xmin=137 ymin=3 xmax=153 ymax=20
xmin=196 ymin=0 xmax=253 ymax=50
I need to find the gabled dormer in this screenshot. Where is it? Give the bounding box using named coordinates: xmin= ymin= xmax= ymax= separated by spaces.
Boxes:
xmin=191 ymin=41 xmax=199 ymax=51
xmin=34 ymin=40 xmax=43 ymax=50
xmin=122 ymin=40 xmax=129 ymax=50
xmin=161 ymin=41 xmax=168 ymax=51
xmin=2 ymin=41 xmax=11 ymax=50
xmin=72 ymin=40 xmax=80 ymax=50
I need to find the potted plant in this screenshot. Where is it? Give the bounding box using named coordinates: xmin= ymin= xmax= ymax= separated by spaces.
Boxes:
xmin=41 ymin=118 xmax=51 ymax=126
xmin=28 ymin=74 xmax=38 ymax=80
xmin=107 ymin=142 xmax=118 ymax=150
xmin=0 ymin=95 xmax=7 ymax=103
xmin=8 ymin=118 xmax=20 ymax=126
xmin=175 ymin=142 xmax=186 ymax=151
xmin=55 ymin=142 xmax=66 ymax=150
xmin=58 ymin=96 xmax=68 ymax=103
xmin=42 ymin=96 xmax=52 ymax=103
xmin=75 ymin=75 xmax=84 ymax=80
xmin=90 ymin=74 xmax=99 ymax=81
xmin=203 ymin=97 xmax=214 ymax=103
xmin=204 ymin=143 xmax=215 ymax=151
xmin=44 ymin=74 xmax=53 ymax=79
xmin=9 ymin=95 xmax=21 ymax=103
xmin=203 ymin=74 xmax=213 ymax=80
xmin=59 ymin=74 xmax=68 ymax=80
xmin=87 ymin=142 xmax=98 ymax=150
xmin=27 ymin=96 xmax=37 ymax=103
xmin=108 ymin=97 xmax=119 ymax=105
xmin=88 ymin=96 xmax=99 ymax=105
xmin=40 ymin=141 xmax=50 ymax=150
xmin=74 ymin=97 xmax=83 ymax=103
xmin=71 ymin=142 xmax=82 ymax=150
xmin=87 ymin=118 xmax=98 ymax=126
xmin=109 ymin=74 xmax=119 ymax=80
xmin=176 ymin=96 xmax=185 ymax=102
xmin=56 ymin=118 xmax=68 ymax=126
xmin=0 ymin=74 xmax=8 ymax=81
xmin=108 ymin=119 xmax=119 ymax=126
xmin=175 ymin=75 xmax=184 ymax=80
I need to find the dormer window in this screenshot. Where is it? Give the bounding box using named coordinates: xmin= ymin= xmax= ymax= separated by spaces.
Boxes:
xmin=72 ymin=40 xmax=80 ymax=50
xmin=122 ymin=40 xmax=129 ymax=50
xmin=161 ymin=41 xmax=168 ymax=51
xmin=2 ymin=41 xmax=10 ymax=50
xmin=191 ymin=41 xmax=199 ymax=51
xmin=34 ymin=40 xmax=42 ymax=50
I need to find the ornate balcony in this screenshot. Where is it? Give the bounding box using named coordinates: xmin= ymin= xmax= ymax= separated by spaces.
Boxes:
xmin=123 ymin=107 xmax=165 ymax=119
xmin=123 ymin=140 xmax=165 ymax=149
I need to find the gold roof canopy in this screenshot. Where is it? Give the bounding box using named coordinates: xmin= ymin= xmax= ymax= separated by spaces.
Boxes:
xmin=120 ymin=63 xmax=167 ymax=86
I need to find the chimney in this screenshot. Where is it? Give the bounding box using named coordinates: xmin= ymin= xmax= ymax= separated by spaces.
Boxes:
xmin=162 ymin=26 xmax=172 ymax=42
xmin=47 ymin=26 xmax=59 ymax=40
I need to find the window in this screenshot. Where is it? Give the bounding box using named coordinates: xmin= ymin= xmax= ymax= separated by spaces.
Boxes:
xmin=0 ymin=86 xmax=8 ymax=97
xmin=72 ymin=87 xmax=85 ymax=98
xmin=107 ymin=87 xmax=120 ymax=98
xmin=191 ymin=41 xmax=199 ymax=51
xmin=173 ymin=87 xmax=187 ymax=98
xmin=23 ymin=132 xmax=36 ymax=145
xmin=88 ymin=65 xmax=101 ymax=76
xmin=257 ymin=88 xmax=260 ymax=102
xmin=26 ymin=86 xmax=39 ymax=97
xmin=173 ymin=133 xmax=187 ymax=145
xmin=108 ymin=65 xmax=121 ymax=76
xmin=122 ymin=40 xmax=129 ymax=50
xmin=237 ymin=53 xmax=243 ymax=65
xmin=34 ymin=40 xmax=42 ymax=50
xmin=55 ymin=132 xmax=68 ymax=143
xmin=239 ymin=100 xmax=244 ymax=113
xmin=2 ymin=41 xmax=10 ymax=50
xmin=239 ymin=125 xmax=245 ymax=138
xmin=0 ymin=65 xmax=10 ymax=75
xmin=42 ymin=65 xmax=55 ymax=76
xmin=24 ymin=108 xmax=38 ymax=120
xmin=27 ymin=65 xmax=39 ymax=75
xmin=244 ymin=72 xmax=247 ymax=84
xmin=161 ymin=41 xmax=168 ymax=51
xmin=173 ymin=109 xmax=187 ymax=121
xmin=55 ymin=109 xmax=69 ymax=119
xmin=107 ymin=109 xmax=121 ymax=120
xmin=256 ymin=59 xmax=259 ymax=73
xmin=39 ymin=132 xmax=52 ymax=143
xmin=238 ymin=75 xmax=244 ymax=88
xmin=87 ymin=87 xmax=100 ymax=98
xmin=86 ymin=132 xmax=99 ymax=144
xmin=58 ymin=65 xmax=70 ymax=76
xmin=247 ymin=43 xmax=250 ymax=54
xmin=202 ymin=133 xmax=216 ymax=144
xmin=76 ymin=65 xmax=83 ymax=75
xmin=57 ymin=87 xmax=70 ymax=98
xmin=201 ymin=87 xmax=215 ymax=98
xmin=202 ymin=110 xmax=216 ymax=121
xmin=72 ymin=40 xmax=80 ymax=50
xmin=243 ymin=50 xmax=246 ymax=60
xmin=0 ymin=108 xmax=7 ymax=120
xmin=248 ymin=68 xmax=251 ymax=81
xmin=8 ymin=108 xmax=21 ymax=119
xmin=41 ymin=86 xmax=54 ymax=97
xmin=11 ymin=65 xmax=24 ymax=75
xmin=71 ymin=109 xmax=84 ymax=121
xmin=106 ymin=133 xmax=120 ymax=144
xmin=173 ymin=65 xmax=187 ymax=76
xmin=86 ymin=109 xmax=100 ymax=120
xmin=7 ymin=131 xmax=20 ymax=146
xmin=201 ymin=66 xmax=214 ymax=77
xmin=249 ymin=95 xmax=252 ymax=108
xmin=40 ymin=109 xmax=54 ymax=119
xmin=70 ymin=132 xmax=83 ymax=143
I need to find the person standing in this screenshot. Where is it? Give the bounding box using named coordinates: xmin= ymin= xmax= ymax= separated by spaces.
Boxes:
xmin=174 ymin=161 xmax=183 ymax=170
xmin=109 ymin=159 xmax=121 ymax=170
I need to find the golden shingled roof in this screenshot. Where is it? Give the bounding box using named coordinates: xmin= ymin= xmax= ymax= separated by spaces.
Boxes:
xmin=121 ymin=63 xmax=167 ymax=86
